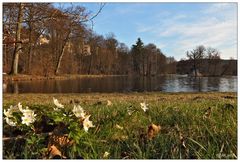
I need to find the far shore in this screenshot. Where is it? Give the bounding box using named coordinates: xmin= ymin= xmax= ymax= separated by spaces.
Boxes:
xmin=3 ymin=74 xmax=129 ymax=82
xmin=3 ymin=73 xmax=237 ymax=82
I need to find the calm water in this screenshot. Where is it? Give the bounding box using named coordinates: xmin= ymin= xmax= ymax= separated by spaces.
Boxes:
xmin=3 ymin=75 xmax=237 ymax=93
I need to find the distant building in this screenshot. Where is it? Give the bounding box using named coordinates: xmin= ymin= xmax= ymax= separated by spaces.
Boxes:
xmin=82 ymin=44 xmax=91 ymax=56
xmin=65 ymin=42 xmax=73 ymax=53
xmin=38 ymin=35 xmax=50 ymax=45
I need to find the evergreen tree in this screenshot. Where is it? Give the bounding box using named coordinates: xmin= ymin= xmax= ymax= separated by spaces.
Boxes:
xmin=131 ymin=38 xmax=144 ymax=75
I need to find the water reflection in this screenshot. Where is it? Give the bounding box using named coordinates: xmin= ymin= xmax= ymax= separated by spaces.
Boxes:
xmin=4 ymin=75 xmax=237 ymax=93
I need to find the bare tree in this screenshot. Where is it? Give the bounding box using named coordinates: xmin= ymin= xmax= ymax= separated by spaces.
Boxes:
xmin=186 ymin=45 xmax=206 ymax=77
xmin=3 ymin=3 xmax=18 ymax=72
xmin=10 ymin=3 xmax=24 ymax=75
xmin=206 ymin=47 xmax=221 ymax=76
xmin=165 ymin=57 xmax=177 ymax=74
xmin=24 ymin=3 xmax=52 ymax=74
xmin=54 ymin=3 xmax=105 ymax=75
xmin=144 ymin=43 xmax=158 ymax=76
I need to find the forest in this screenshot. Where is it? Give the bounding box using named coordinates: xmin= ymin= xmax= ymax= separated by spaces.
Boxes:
xmin=3 ymin=3 xmax=237 ymax=77
xmin=3 ymin=3 xmax=177 ymax=77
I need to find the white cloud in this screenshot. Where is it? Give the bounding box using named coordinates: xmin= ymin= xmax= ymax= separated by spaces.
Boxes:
xmin=158 ymin=43 xmax=167 ymax=49
xmin=136 ymin=24 xmax=155 ymax=33
xmin=136 ymin=13 xmax=187 ymax=34
xmin=202 ymin=3 xmax=236 ymax=14
xmin=135 ymin=3 xmax=237 ymax=60
xmin=220 ymin=47 xmax=237 ymax=60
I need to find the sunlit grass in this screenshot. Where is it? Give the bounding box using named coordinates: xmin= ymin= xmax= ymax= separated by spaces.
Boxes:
xmin=3 ymin=92 xmax=237 ymax=159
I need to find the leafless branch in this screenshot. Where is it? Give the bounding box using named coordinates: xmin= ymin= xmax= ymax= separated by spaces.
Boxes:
xmin=80 ymin=3 xmax=106 ymax=23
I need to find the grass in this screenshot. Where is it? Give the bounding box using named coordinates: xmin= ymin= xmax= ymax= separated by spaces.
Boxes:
xmin=3 ymin=92 xmax=237 ymax=159
xmin=3 ymin=74 xmax=127 ymax=82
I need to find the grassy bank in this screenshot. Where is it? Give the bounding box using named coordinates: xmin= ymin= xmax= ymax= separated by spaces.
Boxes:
xmin=3 ymin=74 xmax=127 ymax=82
xmin=3 ymin=92 xmax=237 ymax=159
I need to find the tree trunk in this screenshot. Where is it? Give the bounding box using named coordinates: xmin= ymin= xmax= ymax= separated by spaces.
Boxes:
xmin=27 ymin=25 xmax=33 ymax=74
xmin=193 ymin=60 xmax=197 ymax=77
xmin=55 ymin=43 xmax=67 ymax=75
xmin=10 ymin=3 xmax=24 ymax=75
xmin=213 ymin=60 xmax=219 ymax=76
xmin=88 ymin=54 xmax=93 ymax=75
xmin=3 ymin=44 xmax=7 ymax=70
xmin=142 ymin=54 xmax=145 ymax=76
xmin=54 ymin=32 xmax=71 ymax=75
xmin=27 ymin=6 xmax=35 ymax=74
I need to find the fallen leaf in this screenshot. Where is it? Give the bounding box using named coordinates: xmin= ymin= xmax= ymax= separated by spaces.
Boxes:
xmin=107 ymin=100 xmax=112 ymax=106
xmin=147 ymin=123 xmax=161 ymax=139
xmin=48 ymin=145 xmax=66 ymax=159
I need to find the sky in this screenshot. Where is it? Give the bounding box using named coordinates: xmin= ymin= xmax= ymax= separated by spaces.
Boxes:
xmin=56 ymin=2 xmax=237 ymax=61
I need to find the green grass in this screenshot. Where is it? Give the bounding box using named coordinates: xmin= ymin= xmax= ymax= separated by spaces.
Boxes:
xmin=3 ymin=92 xmax=237 ymax=159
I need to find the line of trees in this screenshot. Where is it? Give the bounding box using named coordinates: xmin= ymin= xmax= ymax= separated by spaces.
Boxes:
xmin=186 ymin=45 xmax=220 ymax=76
xmin=3 ymin=3 xmax=176 ymax=76
xmin=176 ymin=45 xmax=236 ymax=76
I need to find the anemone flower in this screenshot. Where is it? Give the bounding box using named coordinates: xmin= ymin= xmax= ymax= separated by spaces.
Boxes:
xmin=21 ymin=107 xmax=37 ymax=126
xmin=4 ymin=109 xmax=13 ymax=118
xmin=5 ymin=117 xmax=17 ymax=126
xmin=72 ymin=104 xmax=86 ymax=119
xmin=83 ymin=115 xmax=95 ymax=132
xmin=103 ymin=151 xmax=110 ymax=158
xmin=53 ymin=97 xmax=64 ymax=109
xmin=4 ymin=104 xmax=19 ymax=118
xmin=140 ymin=102 xmax=148 ymax=112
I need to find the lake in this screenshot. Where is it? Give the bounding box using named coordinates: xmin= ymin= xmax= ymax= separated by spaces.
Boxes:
xmin=3 ymin=75 xmax=237 ymax=93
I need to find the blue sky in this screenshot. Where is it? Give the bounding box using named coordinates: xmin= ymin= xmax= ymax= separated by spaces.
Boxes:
xmin=56 ymin=2 xmax=237 ymax=61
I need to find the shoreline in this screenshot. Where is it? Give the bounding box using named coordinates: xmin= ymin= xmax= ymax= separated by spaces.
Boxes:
xmin=3 ymin=74 xmax=237 ymax=82
xmin=3 ymin=74 xmax=128 ymax=82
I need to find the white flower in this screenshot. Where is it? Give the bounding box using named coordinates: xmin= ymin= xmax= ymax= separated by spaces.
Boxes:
xmin=4 ymin=109 xmax=13 ymax=118
xmin=4 ymin=104 xmax=20 ymax=118
xmin=21 ymin=107 xmax=36 ymax=126
xmin=127 ymin=109 xmax=134 ymax=115
xmin=20 ymin=106 xmax=30 ymax=113
xmin=103 ymin=151 xmax=110 ymax=158
xmin=4 ymin=103 xmax=23 ymax=126
xmin=140 ymin=102 xmax=148 ymax=112
xmin=5 ymin=117 xmax=17 ymax=126
xmin=116 ymin=124 xmax=123 ymax=130
xmin=53 ymin=97 xmax=64 ymax=109
xmin=83 ymin=115 xmax=95 ymax=132
xmin=107 ymin=100 xmax=112 ymax=106
xmin=18 ymin=102 xmax=23 ymax=112
xmin=72 ymin=104 xmax=86 ymax=118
